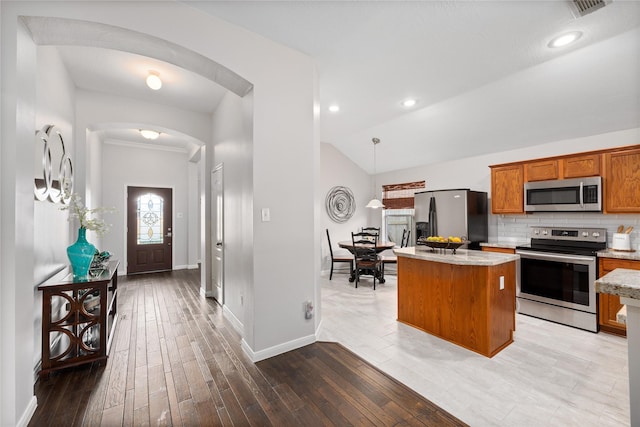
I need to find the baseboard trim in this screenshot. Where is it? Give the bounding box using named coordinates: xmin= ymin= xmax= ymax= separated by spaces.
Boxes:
xmin=199 ymin=287 xmax=215 ymax=298
xmin=187 ymin=264 xmax=199 ymax=270
xmin=17 ymin=396 xmax=37 ymax=427
xmin=241 ymin=333 xmax=317 ymax=362
xmin=223 ymin=305 xmax=244 ymax=336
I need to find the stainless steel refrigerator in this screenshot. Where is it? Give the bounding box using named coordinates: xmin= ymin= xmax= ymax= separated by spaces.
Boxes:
xmin=414 ymin=189 xmax=488 ymax=249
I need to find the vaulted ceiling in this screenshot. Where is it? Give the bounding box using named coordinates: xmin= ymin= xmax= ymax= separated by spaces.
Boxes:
xmin=55 ymin=1 xmax=640 ymax=173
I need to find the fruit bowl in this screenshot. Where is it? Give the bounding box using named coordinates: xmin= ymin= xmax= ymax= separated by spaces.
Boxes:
xmin=417 ymin=237 xmax=467 ymax=254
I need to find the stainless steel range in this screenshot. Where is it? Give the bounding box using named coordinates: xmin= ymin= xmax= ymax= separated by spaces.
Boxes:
xmin=515 ymin=226 xmax=607 ymax=332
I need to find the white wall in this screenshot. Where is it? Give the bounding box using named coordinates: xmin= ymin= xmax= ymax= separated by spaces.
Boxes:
xmin=0 ymin=16 xmax=38 ymax=427
xmin=101 ymin=142 xmax=190 ymax=270
xmin=32 ymin=46 xmax=77 ymax=374
xmin=210 ymin=91 xmax=253 ymax=331
xmin=320 ymin=142 xmax=371 ymax=272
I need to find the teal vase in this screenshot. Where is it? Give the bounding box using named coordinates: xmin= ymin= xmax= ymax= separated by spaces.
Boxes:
xmin=67 ymin=227 xmax=96 ymax=279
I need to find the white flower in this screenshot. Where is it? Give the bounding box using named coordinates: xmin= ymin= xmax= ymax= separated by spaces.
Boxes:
xmin=60 ymin=193 xmax=116 ymax=236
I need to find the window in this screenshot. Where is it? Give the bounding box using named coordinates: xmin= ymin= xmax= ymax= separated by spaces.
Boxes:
xmin=382 ymin=180 xmax=425 ymax=209
xmin=137 ymin=193 xmax=164 ymax=245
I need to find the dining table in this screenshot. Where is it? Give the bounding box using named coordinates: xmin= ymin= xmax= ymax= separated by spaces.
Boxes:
xmin=338 ymin=240 xmax=396 ymax=283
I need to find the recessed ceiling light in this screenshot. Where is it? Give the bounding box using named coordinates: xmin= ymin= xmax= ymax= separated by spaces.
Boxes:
xmin=328 ymin=104 xmax=340 ymax=113
xmin=146 ymin=71 xmax=162 ymax=90
xmin=548 ymin=31 xmax=583 ymax=48
xmin=402 ymin=98 xmax=417 ymax=108
xmin=140 ymin=129 xmax=160 ymax=140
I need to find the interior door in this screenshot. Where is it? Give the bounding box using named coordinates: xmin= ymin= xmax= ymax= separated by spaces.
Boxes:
xmin=127 ymin=186 xmax=173 ymax=274
xmin=211 ymin=165 xmax=224 ymax=303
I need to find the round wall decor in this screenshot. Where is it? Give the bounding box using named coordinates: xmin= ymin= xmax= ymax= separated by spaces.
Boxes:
xmin=325 ymin=186 xmax=356 ymax=223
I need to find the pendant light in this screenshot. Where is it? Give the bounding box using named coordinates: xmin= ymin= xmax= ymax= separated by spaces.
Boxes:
xmin=366 ymin=137 xmax=385 ymax=209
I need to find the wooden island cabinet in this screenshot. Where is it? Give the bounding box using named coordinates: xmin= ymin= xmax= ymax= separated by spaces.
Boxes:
xmin=394 ymin=247 xmax=518 ymax=357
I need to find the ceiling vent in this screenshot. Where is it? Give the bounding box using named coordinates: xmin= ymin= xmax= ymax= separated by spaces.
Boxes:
xmin=570 ymin=0 xmax=612 ymax=17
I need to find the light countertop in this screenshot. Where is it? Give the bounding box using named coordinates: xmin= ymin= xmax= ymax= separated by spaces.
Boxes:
xmin=598 ymin=249 xmax=640 ymax=261
xmin=480 ymin=239 xmax=529 ymax=250
xmin=595 ymin=268 xmax=640 ymax=301
xmin=394 ymin=247 xmax=519 ymax=266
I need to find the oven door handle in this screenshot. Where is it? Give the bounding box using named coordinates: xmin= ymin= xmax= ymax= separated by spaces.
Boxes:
xmin=515 ymin=249 xmax=595 ymax=264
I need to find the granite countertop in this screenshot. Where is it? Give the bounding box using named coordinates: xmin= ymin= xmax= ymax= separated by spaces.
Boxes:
xmin=598 ymin=249 xmax=640 ymax=261
xmin=394 ymin=247 xmax=519 ymax=266
xmin=480 ymin=239 xmax=529 ymax=250
xmin=595 ymin=268 xmax=640 ymax=301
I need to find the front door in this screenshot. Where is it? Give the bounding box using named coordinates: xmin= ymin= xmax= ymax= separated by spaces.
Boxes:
xmin=211 ymin=165 xmax=224 ymax=303
xmin=127 ymin=186 xmax=173 ymax=274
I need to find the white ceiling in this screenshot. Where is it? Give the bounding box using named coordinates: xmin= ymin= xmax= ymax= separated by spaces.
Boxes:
xmin=55 ymin=1 xmax=640 ymax=172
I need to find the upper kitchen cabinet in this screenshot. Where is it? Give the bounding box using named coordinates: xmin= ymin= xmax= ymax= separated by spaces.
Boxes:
xmin=525 ymin=159 xmax=558 ymax=182
xmin=490 ymin=164 xmax=524 ymax=214
xmin=525 ymin=154 xmax=601 ymax=182
xmin=563 ymin=153 xmax=601 ymax=179
xmin=604 ymin=146 xmax=640 ymax=213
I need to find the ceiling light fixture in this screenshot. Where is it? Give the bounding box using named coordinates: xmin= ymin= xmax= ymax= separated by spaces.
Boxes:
xmin=366 ymin=137 xmax=385 ymax=209
xmin=402 ymin=98 xmax=417 ymax=108
xmin=139 ymin=129 xmax=160 ymax=140
xmin=328 ymin=104 xmax=340 ymax=113
xmin=146 ymin=71 xmax=162 ymax=90
xmin=548 ymin=31 xmax=583 ymax=48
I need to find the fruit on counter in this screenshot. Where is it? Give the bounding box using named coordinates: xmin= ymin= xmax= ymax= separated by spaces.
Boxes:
xmin=424 ymin=236 xmax=463 ymax=243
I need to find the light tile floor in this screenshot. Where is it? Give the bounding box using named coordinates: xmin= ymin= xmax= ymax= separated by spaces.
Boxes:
xmin=318 ymin=272 xmax=630 ymax=426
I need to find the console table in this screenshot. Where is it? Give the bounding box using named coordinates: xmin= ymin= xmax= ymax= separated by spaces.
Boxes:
xmin=38 ymin=260 xmax=119 ymax=377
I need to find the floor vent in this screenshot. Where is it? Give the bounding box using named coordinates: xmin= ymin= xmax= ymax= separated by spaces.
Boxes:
xmin=570 ymin=0 xmax=611 ymax=17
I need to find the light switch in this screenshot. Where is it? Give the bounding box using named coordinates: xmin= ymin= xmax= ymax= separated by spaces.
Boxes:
xmin=499 ymin=276 xmax=505 ymax=290
xmin=261 ymin=208 xmax=271 ymax=222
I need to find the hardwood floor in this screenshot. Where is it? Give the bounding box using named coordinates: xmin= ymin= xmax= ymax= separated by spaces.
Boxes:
xmin=29 ymin=269 xmax=465 ymax=426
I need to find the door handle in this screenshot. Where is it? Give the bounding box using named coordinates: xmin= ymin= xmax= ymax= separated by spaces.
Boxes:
xmin=216 ymin=241 xmax=223 ymax=247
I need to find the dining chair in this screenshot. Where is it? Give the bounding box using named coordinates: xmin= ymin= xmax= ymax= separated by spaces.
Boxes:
xmin=362 ymin=226 xmax=380 ymax=233
xmin=402 ymin=229 xmax=411 ymax=247
xmin=326 ymin=229 xmax=353 ymax=280
xmin=351 ymin=231 xmax=383 ymax=289
xmin=382 ymin=228 xmax=409 ymax=276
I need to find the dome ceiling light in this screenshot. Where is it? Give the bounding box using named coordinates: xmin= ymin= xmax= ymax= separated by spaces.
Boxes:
xmin=139 ymin=129 xmax=160 ymax=140
xmin=146 ymin=71 xmax=162 ymax=90
xmin=366 ymin=137 xmax=385 ymax=209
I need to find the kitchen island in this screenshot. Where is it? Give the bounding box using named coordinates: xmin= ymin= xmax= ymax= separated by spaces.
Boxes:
xmin=393 ymin=247 xmax=519 ymax=357
xmin=595 ymin=268 xmax=640 ymax=427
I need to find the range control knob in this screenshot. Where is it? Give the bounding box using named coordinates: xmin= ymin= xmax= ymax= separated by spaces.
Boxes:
xmin=582 ymin=232 xmax=589 ymax=237
xmin=592 ymin=232 xmax=600 ymax=238
xmin=542 ymin=230 xmax=548 ymax=235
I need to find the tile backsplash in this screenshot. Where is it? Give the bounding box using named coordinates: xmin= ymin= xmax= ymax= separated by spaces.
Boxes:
xmin=490 ymin=212 xmax=640 ymax=249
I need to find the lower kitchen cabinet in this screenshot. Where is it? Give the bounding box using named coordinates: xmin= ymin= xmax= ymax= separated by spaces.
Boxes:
xmin=38 ymin=260 xmax=119 ymax=377
xmin=598 ymin=257 xmax=637 ymax=337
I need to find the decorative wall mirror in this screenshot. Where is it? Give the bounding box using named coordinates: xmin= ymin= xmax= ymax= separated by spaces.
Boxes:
xmin=34 ymin=125 xmax=73 ymax=204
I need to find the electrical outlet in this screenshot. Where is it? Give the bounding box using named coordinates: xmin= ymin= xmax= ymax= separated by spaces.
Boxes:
xmin=499 ymin=276 xmax=505 ymax=290
xmin=304 ymin=301 xmax=313 ymax=319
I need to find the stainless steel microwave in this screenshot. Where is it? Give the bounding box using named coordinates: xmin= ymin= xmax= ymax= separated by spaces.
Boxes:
xmin=524 ymin=176 xmax=602 ymax=212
